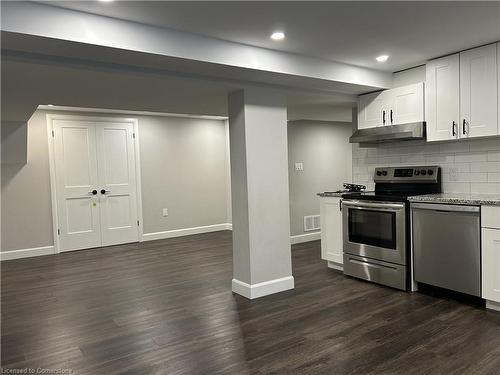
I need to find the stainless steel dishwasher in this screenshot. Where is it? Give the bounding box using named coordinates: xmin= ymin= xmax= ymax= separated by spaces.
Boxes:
xmin=411 ymin=203 xmax=481 ymax=296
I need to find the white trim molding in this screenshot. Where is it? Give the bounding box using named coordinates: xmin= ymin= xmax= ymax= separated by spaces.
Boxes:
xmin=486 ymin=300 xmax=500 ymax=312
xmin=290 ymin=231 xmax=321 ymax=244
xmin=232 ymin=276 xmax=295 ymax=299
xmin=143 ymin=223 xmax=232 ymax=241
xmin=1 ymin=246 xmax=55 ymax=261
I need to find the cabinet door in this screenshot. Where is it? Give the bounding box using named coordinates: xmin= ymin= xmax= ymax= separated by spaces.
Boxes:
xmin=390 ymin=82 xmax=424 ymax=125
xmin=358 ymin=91 xmax=385 ymax=129
xmin=498 ymin=42 xmax=500 ymax=136
xmin=425 ymin=54 xmax=460 ymax=141
xmin=482 ymin=228 xmax=500 ymax=303
xmin=320 ymin=198 xmax=343 ymax=264
xmin=460 ymin=44 xmax=498 ymax=138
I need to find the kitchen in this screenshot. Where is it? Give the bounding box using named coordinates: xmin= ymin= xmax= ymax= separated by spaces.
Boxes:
xmin=319 ymin=43 xmax=500 ymax=313
xmin=2 ymin=1 xmax=500 ymax=373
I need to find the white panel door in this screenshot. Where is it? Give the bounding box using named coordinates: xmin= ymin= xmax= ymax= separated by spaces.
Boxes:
xmin=460 ymin=44 xmax=498 ymax=138
xmin=53 ymin=120 xmax=101 ymax=252
xmin=358 ymin=91 xmax=385 ymax=129
xmin=482 ymin=228 xmax=500 ymax=303
xmin=391 ymin=82 xmax=424 ymax=125
xmin=425 ymin=54 xmax=460 ymax=141
xmin=320 ymin=197 xmax=343 ymax=265
xmin=96 ymin=122 xmax=139 ymax=246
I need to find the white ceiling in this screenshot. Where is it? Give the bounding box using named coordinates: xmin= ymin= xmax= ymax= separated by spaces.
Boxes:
xmin=37 ymin=1 xmax=500 ymax=72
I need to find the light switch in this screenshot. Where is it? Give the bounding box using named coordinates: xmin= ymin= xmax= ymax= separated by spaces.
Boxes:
xmin=162 ymin=208 xmax=169 ymax=217
xmin=295 ymin=162 xmax=304 ymax=171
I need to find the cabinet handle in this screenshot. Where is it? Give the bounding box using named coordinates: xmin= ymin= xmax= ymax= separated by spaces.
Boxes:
xmin=390 ymin=109 xmax=394 ymax=124
xmin=383 ymin=110 xmax=386 ymax=125
xmin=452 ymin=121 xmax=457 ymax=137
xmin=462 ymin=119 xmax=467 ymax=135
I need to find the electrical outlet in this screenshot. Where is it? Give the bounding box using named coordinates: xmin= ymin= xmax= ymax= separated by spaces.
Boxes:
xmin=295 ymin=162 xmax=304 ymax=171
xmin=162 ymin=208 xmax=169 ymax=217
xmin=449 ymin=167 xmax=459 ymax=182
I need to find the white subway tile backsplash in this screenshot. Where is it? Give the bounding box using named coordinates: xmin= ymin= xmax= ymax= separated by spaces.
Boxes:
xmin=468 ymin=139 xmax=500 ymax=152
xmin=470 ymin=183 xmax=500 ymax=194
xmin=439 ymin=142 xmax=470 ymax=153
xmin=425 ymin=153 xmax=455 ymax=163
xmin=488 ymin=173 xmax=500 ymax=183
xmin=353 ymin=138 xmax=500 ymax=194
xmin=488 ymin=151 xmax=500 ymax=161
xmin=454 ymin=152 xmax=488 ymax=163
xmin=470 ymin=162 xmax=500 ymax=173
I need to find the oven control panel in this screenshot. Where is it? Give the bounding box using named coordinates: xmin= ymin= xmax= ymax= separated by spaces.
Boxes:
xmin=374 ymin=166 xmax=440 ymax=183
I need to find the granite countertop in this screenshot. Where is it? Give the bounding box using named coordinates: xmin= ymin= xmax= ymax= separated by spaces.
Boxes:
xmin=408 ymin=193 xmax=500 ymax=206
xmin=317 ymin=192 xmax=345 ymax=197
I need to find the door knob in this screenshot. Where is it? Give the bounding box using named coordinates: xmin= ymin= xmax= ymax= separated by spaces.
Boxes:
xmin=88 ymin=190 xmax=98 ymax=195
xmin=100 ymin=189 xmax=109 ymax=195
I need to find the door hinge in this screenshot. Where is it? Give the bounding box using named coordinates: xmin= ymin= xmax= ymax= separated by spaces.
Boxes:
xmin=137 ymin=220 xmax=140 ymax=226
xmin=57 ymin=228 xmax=60 ymax=235
xmin=52 ymin=130 xmax=55 ymax=137
xmin=133 ymin=133 xmax=136 ymax=139
xmin=339 ymin=199 xmax=342 ymax=211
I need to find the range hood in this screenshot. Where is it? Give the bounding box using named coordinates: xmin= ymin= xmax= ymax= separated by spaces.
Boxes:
xmin=349 ymin=122 xmax=426 ymax=145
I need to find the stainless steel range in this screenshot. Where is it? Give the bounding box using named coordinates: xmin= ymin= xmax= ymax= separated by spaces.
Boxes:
xmin=341 ymin=166 xmax=441 ymax=291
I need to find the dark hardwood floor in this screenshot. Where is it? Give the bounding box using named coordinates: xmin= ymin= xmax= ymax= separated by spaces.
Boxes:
xmin=2 ymin=231 xmax=500 ymax=374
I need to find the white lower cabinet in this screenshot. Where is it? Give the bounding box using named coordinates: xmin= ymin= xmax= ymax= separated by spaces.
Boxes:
xmin=320 ymin=197 xmax=343 ymax=267
xmin=481 ymin=206 xmax=500 ymax=311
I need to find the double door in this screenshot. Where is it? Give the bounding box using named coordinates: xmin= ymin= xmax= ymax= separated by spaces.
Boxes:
xmin=51 ymin=117 xmax=139 ymax=252
xmin=426 ymin=43 xmax=498 ymax=141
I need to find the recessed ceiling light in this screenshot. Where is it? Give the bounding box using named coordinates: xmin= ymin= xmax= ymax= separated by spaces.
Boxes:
xmin=47 ymin=104 xmax=54 ymax=107
xmin=98 ymin=0 xmax=114 ymax=2
xmin=270 ymin=31 xmax=285 ymax=41
xmin=376 ymin=55 xmax=389 ymax=62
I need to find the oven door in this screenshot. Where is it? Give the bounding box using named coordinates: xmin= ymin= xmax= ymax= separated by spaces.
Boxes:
xmin=342 ymin=200 xmax=406 ymax=265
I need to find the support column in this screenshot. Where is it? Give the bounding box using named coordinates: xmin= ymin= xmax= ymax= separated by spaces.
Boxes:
xmin=228 ymin=88 xmax=294 ymax=299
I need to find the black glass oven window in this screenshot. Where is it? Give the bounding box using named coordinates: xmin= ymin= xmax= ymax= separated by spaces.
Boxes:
xmin=348 ymin=209 xmax=397 ymax=249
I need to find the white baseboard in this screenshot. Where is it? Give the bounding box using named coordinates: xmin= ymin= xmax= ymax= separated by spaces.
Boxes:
xmin=232 ymin=276 xmax=294 ymax=299
xmin=1 ymin=246 xmax=55 ymax=261
xmin=143 ymin=223 xmax=232 ymax=241
xmin=290 ymin=231 xmax=321 ymax=244
xmin=486 ymin=300 xmax=500 ymax=312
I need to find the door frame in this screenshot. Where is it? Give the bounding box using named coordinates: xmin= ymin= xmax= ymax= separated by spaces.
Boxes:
xmin=46 ymin=114 xmax=144 ymax=253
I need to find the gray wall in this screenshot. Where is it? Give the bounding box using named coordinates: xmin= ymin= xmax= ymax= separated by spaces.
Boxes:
xmin=139 ymin=115 xmax=229 ymax=233
xmin=1 ymin=108 xmax=354 ymax=252
xmin=288 ymin=120 xmax=353 ymax=236
xmin=1 ymin=111 xmax=54 ymax=251
xmin=1 ymin=109 xmax=230 ymax=252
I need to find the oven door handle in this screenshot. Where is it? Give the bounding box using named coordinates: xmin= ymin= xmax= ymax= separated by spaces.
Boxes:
xmin=342 ymin=200 xmax=405 ymax=211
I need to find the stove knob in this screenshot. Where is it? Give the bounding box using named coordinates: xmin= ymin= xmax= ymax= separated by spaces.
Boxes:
xmin=376 ymin=171 xmax=382 ymax=176
xmin=421 ymin=169 xmax=427 ymax=176
xmin=382 ymin=171 xmax=388 ymax=176
xmin=428 ymin=169 xmax=434 ymax=176
xmin=414 ymin=170 xmax=420 ymax=176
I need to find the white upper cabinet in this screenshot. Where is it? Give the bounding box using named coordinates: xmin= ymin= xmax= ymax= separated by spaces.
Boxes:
xmin=357 ymin=83 xmax=424 ymax=129
xmin=391 ymin=82 xmax=425 ymax=125
xmin=426 ymin=43 xmax=499 ymax=142
xmin=358 ymin=91 xmax=385 ymax=129
xmin=460 ymin=44 xmax=498 ymax=138
xmin=498 ymin=42 xmax=500 ymax=136
xmin=426 ymin=54 xmax=460 ymax=142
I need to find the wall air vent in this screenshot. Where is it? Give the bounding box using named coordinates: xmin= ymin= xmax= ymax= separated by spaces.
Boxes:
xmin=304 ymin=215 xmax=321 ymax=232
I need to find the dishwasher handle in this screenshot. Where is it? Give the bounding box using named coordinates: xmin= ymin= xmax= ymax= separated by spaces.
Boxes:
xmin=411 ymin=202 xmax=479 ymax=213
